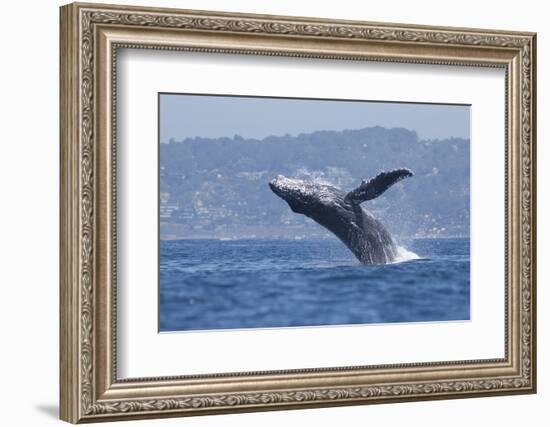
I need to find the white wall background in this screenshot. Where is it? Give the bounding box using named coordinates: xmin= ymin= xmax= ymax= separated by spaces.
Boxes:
xmin=0 ymin=0 xmax=545 ymax=425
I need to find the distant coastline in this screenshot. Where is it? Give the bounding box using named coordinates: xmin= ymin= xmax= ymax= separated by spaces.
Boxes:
xmin=160 ymin=126 xmax=470 ymax=240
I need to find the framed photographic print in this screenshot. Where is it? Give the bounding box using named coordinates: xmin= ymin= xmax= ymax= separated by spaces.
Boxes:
xmin=59 ymin=2 xmax=537 ymax=423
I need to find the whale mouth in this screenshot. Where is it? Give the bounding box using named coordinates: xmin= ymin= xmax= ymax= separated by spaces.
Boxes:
xmin=269 ymin=175 xmax=295 ymax=198
xmin=269 ymin=176 xmax=310 ymax=214
xmin=269 ymin=182 xmax=282 ymax=199
xmin=268 ymin=178 xmax=283 ymax=197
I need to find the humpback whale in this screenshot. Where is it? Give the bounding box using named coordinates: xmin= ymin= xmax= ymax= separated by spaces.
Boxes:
xmin=269 ymin=168 xmax=413 ymax=265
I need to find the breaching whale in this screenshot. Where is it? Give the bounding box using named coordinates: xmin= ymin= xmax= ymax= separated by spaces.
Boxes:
xmin=269 ymin=168 xmax=413 ymax=265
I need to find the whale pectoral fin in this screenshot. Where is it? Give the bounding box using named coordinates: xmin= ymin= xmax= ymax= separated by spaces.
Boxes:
xmin=344 ymin=168 xmax=413 ymax=204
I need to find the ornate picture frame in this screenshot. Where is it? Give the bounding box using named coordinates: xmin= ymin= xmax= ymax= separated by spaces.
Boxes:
xmin=60 ymin=2 xmax=536 ymax=423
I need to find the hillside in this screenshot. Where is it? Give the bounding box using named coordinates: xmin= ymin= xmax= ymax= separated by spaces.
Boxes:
xmin=159 ymin=126 xmax=469 ymax=240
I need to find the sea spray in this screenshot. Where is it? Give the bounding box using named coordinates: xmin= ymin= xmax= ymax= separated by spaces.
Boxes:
xmin=392 ymin=245 xmax=421 ymax=264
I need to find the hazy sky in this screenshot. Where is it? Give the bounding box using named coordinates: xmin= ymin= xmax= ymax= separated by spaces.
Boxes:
xmin=159 ymin=93 xmax=470 ymax=142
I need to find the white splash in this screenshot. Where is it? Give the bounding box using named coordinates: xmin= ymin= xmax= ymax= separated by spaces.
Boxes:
xmin=392 ymin=245 xmax=420 ymax=264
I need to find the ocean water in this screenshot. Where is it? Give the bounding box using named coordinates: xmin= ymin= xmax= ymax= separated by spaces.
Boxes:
xmin=159 ymin=238 xmax=470 ymax=332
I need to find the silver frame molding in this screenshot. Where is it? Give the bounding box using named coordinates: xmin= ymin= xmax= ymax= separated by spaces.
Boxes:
xmin=60 ymin=2 xmax=536 ymax=423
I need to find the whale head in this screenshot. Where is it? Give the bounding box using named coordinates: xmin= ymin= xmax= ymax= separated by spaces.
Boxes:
xmin=269 ymin=175 xmax=344 ymax=217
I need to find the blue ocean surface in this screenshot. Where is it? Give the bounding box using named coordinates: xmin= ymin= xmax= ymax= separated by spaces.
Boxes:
xmin=159 ymin=238 xmax=470 ymax=332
